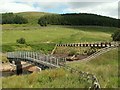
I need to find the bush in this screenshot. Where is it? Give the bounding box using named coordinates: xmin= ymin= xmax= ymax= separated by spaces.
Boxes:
xmin=29 ymin=43 xmax=55 ymax=54
xmin=2 ymin=13 xmax=28 ymax=24
xmin=86 ymin=47 xmax=96 ymax=55
xmin=111 ymin=31 xmax=120 ymax=41
xmin=16 ymin=38 xmax=26 ymax=44
xmin=38 ymin=17 xmax=47 ymax=27
xmin=68 ymin=50 xmax=77 ymax=56
xmin=2 ymin=45 xmax=14 ymax=52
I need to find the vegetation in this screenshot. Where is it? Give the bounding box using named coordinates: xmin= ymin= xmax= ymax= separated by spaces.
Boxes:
xmin=55 ymin=47 xmax=90 ymax=55
xmin=2 ymin=13 xmax=28 ymax=24
xmin=2 ymin=49 xmax=118 ymax=88
xmin=2 ymin=43 xmax=55 ymax=54
xmin=68 ymin=49 xmax=118 ymax=88
xmin=3 ymin=25 xmax=118 ymax=45
xmin=1 ymin=12 xmax=119 ymax=88
xmin=1 ymin=54 xmax=9 ymax=63
xmin=2 ymin=24 xmax=119 ymax=53
xmin=2 ymin=68 xmax=90 ymax=88
xmin=111 ymin=30 xmax=120 ymax=41
xmin=84 ymin=47 xmax=97 ymax=55
xmin=38 ymin=13 xmax=119 ymax=27
xmin=16 ymin=38 xmax=26 ymax=44
xmin=68 ymin=50 xmax=77 ymax=56
xmin=16 ymin=12 xmax=51 ymax=24
xmin=38 ymin=17 xmax=47 ymax=26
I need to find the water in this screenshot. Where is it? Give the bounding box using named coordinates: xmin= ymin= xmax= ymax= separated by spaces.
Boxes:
xmin=2 ymin=69 xmax=32 ymax=77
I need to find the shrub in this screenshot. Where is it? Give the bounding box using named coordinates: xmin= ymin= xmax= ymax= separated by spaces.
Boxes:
xmin=68 ymin=50 xmax=77 ymax=56
xmin=2 ymin=13 xmax=28 ymax=24
xmin=16 ymin=38 xmax=26 ymax=44
xmin=2 ymin=45 xmax=14 ymax=52
xmin=111 ymin=31 xmax=120 ymax=41
xmin=84 ymin=47 xmax=96 ymax=55
xmin=38 ymin=17 xmax=47 ymax=27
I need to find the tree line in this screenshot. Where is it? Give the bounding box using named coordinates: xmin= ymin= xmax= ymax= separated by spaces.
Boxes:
xmin=38 ymin=13 xmax=119 ymax=27
xmin=1 ymin=13 xmax=28 ymax=24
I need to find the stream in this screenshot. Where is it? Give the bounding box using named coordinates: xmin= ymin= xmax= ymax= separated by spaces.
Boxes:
xmin=2 ymin=69 xmax=32 ymax=77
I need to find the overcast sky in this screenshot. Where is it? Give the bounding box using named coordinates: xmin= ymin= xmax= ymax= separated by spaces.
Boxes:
xmin=0 ymin=0 xmax=119 ymax=19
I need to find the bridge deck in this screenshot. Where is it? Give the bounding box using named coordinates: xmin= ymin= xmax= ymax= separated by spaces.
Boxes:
xmin=7 ymin=51 xmax=66 ymax=68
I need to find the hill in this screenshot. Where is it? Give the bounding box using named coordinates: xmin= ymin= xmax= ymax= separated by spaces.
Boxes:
xmin=2 ymin=25 xmax=120 ymax=53
xmin=1 ymin=12 xmax=119 ymax=28
xmin=2 ymin=48 xmax=118 ymax=88
xmin=68 ymin=48 xmax=119 ymax=88
xmin=38 ymin=13 xmax=119 ymax=27
xmin=1 ymin=12 xmax=119 ymax=88
xmin=16 ymin=12 xmax=53 ymax=24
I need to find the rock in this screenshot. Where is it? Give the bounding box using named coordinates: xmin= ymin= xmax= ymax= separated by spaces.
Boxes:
xmin=27 ymin=66 xmax=41 ymax=72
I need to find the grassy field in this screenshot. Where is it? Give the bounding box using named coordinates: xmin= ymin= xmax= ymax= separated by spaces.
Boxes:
xmin=1 ymin=12 xmax=119 ymax=88
xmin=68 ymin=48 xmax=119 ymax=88
xmin=2 ymin=25 xmax=119 ymax=44
xmin=2 ymin=48 xmax=119 ymax=88
xmin=2 ymin=24 xmax=120 ymax=53
xmin=2 ymin=68 xmax=91 ymax=88
xmin=16 ymin=12 xmax=52 ymax=24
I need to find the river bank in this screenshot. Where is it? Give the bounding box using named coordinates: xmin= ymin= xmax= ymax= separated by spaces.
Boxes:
xmin=1 ymin=62 xmax=41 ymax=77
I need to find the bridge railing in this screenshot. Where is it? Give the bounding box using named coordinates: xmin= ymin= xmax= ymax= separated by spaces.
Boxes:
xmin=7 ymin=51 xmax=66 ymax=67
xmin=56 ymin=41 xmax=119 ymax=47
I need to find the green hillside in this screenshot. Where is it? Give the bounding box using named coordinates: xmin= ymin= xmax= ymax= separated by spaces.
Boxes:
xmin=1 ymin=12 xmax=119 ymax=88
xmin=2 ymin=25 xmax=119 ymax=44
xmin=2 ymin=49 xmax=118 ymax=88
xmin=2 ymin=12 xmax=120 ymax=53
xmin=2 ymin=24 xmax=120 ymax=53
xmin=16 ymin=12 xmax=53 ymax=24
xmin=68 ymin=48 xmax=119 ymax=88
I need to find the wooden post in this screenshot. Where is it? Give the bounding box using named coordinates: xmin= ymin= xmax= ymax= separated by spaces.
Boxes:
xmin=45 ymin=55 xmax=47 ymax=62
xmin=24 ymin=52 xmax=26 ymax=59
xmin=56 ymin=58 xmax=58 ymax=66
xmin=30 ymin=52 xmax=32 ymax=58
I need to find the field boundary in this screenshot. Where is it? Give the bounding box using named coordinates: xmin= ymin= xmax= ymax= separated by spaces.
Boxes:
xmin=64 ymin=65 xmax=101 ymax=89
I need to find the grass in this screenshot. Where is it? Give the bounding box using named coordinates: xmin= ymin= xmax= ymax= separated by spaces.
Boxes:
xmin=2 ymin=49 xmax=119 ymax=88
xmin=2 ymin=24 xmax=119 ymax=53
xmin=2 ymin=43 xmax=55 ymax=54
xmin=16 ymin=12 xmax=52 ymax=24
xmin=55 ymin=46 xmax=94 ymax=55
xmin=2 ymin=25 xmax=119 ymax=45
xmin=3 ymin=24 xmax=119 ymax=53
xmin=68 ymin=48 xmax=119 ymax=88
xmin=1 ymin=12 xmax=119 ymax=88
xmin=2 ymin=68 xmax=90 ymax=88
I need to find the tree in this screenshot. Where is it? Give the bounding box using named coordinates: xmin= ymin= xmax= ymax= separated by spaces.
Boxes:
xmin=2 ymin=13 xmax=28 ymax=24
xmin=111 ymin=31 xmax=120 ymax=41
xmin=38 ymin=17 xmax=47 ymax=26
xmin=38 ymin=13 xmax=119 ymax=27
xmin=13 ymin=15 xmax=28 ymax=24
xmin=16 ymin=38 xmax=26 ymax=44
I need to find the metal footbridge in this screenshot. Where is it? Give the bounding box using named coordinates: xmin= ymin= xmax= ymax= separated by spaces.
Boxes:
xmin=7 ymin=51 xmax=66 ymax=69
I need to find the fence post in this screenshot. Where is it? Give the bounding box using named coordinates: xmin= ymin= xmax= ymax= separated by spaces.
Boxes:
xmin=56 ymin=58 xmax=58 ymax=66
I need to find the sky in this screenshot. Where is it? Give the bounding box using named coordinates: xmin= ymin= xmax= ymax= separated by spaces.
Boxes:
xmin=0 ymin=0 xmax=119 ymax=19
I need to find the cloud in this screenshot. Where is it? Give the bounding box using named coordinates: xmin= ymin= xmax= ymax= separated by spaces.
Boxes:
xmin=32 ymin=2 xmax=62 ymax=10
xmin=0 ymin=1 xmax=40 ymax=13
xmin=0 ymin=0 xmax=119 ymax=19
xmin=63 ymin=2 xmax=118 ymax=18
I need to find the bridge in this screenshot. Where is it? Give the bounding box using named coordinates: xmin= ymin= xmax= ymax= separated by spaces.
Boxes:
xmin=7 ymin=51 xmax=66 ymax=74
xmin=6 ymin=42 xmax=119 ymax=89
xmin=56 ymin=42 xmax=119 ymax=47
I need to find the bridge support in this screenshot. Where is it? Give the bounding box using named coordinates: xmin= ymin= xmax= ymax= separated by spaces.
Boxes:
xmin=9 ymin=59 xmax=13 ymax=63
xmin=15 ymin=61 xmax=22 ymax=75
